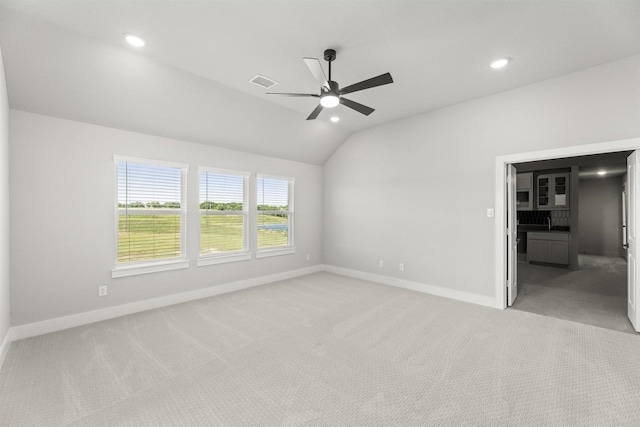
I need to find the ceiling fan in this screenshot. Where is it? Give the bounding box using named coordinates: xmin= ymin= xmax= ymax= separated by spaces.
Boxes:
xmin=268 ymin=49 xmax=393 ymax=120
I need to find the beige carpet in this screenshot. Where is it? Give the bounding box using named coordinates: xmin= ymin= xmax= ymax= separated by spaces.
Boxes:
xmin=1 ymin=272 xmax=640 ymax=426
xmin=513 ymin=255 xmax=635 ymax=334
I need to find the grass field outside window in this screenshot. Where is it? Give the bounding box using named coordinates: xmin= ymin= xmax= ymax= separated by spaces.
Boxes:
xmin=119 ymin=213 xmax=289 ymax=262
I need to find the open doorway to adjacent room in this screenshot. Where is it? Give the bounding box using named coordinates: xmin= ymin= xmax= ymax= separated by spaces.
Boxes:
xmin=511 ymin=151 xmax=634 ymax=334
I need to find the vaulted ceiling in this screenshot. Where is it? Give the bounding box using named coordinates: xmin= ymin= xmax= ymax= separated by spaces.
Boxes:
xmin=0 ymin=1 xmax=638 ymax=164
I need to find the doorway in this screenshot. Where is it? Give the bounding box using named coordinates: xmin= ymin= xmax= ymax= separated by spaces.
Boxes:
xmin=494 ymin=137 xmax=640 ymax=333
xmin=511 ymin=152 xmax=631 ymax=333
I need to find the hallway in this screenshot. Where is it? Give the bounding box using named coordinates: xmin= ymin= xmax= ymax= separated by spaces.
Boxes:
xmin=513 ymin=255 xmax=635 ymax=334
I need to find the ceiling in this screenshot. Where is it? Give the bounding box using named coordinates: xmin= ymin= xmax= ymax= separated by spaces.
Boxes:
xmin=0 ymin=1 xmax=638 ymax=165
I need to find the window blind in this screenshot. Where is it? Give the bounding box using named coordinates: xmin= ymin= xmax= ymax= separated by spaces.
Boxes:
xmin=257 ymin=176 xmax=293 ymax=249
xmin=116 ymin=159 xmax=186 ymax=264
xmin=199 ymin=170 xmax=248 ymax=256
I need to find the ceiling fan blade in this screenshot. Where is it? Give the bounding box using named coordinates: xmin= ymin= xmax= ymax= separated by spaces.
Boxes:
xmin=339 ymin=72 xmax=393 ymax=95
xmin=306 ymin=104 xmax=324 ymax=120
xmin=303 ymin=58 xmax=330 ymax=90
xmin=340 ymin=97 xmax=375 ymax=116
xmin=267 ymin=92 xmax=319 ymax=97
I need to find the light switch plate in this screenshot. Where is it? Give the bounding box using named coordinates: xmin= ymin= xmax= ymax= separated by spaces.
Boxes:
xmin=487 ymin=208 xmax=495 ymax=217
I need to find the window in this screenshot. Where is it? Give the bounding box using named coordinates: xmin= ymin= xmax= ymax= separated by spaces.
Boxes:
xmin=256 ymin=175 xmax=294 ymax=257
xmin=198 ymin=168 xmax=250 ymax=265
xmin=113 ymin=156 xmax=188 ymax=277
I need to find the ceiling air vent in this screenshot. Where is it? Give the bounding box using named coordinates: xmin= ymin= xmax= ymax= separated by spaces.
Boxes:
xmin=249 ymin=74 xmax=278 ymax=89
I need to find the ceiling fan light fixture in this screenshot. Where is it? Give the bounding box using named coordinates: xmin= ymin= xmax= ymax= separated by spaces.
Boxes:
xmin=123 ymin=33 xmax=146 ymax=47
xmin=320 ymin=94 xmax=340 ymax=108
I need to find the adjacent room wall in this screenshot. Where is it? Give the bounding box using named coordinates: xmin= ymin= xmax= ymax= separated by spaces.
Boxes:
xmin=324 ymin=55 xmax=640 ymax=300
xmin=0 ymin=45 xmax=11 ymax=352
xmin=9 ymin=110 xmax=323 ymax=326
xmin=578 ymin=176 xmax=625 ymax=257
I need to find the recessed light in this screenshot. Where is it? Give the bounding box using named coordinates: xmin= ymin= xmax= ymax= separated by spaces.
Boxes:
xmin=123 ymin=33 xmax=146 ymax=47
xmin=490 ymin=57 xmax=510 ymax=69
xmin=597 ymin=170 xmax=607 ymax=176
xmin=330 ymin=116 xmax=340 ymax=123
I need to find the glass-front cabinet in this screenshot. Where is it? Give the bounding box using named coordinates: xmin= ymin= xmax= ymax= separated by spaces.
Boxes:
xmin=538 ymin=176 xmax=549 ymax=207
xmin=537 ymin=173 xmax=569 ymax=210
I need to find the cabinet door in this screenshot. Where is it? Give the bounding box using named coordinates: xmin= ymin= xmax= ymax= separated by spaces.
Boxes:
xmin=517 ymin=173 xmax=533 ymax=190
xmin=549 ymin=241 xmax=569 ymax=265
xmin=528 ymin=240 xmax=549 ymax=263
xmin=552 ymin=173 xmax=569 ymax=208
xmin=537 ymin=175 xmax=550 ymax=208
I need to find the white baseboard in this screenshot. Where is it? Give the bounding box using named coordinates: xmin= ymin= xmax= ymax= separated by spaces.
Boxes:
xmin=10 ymin=265 xmax=323 ymax=342
xmin=322 ymin=264 xmax=501 ymax=309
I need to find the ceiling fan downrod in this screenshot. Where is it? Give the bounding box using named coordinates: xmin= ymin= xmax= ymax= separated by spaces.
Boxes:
xmin=324 ymin=49 xmax=336 ymax=83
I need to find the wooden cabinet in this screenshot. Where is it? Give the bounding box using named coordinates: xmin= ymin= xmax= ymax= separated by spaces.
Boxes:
xmin=537 ymin=173 xmax=569 ymax=210
xmin=516 ymin=172 xmax=534 ymax=211
xmin=527 ymin=232 xmax=569 ymax=265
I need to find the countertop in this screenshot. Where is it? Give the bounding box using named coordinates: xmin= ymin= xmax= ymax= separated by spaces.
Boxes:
xmin=525 ymin=230 xmax=571 ymax=235
xmin=518 ymin=224 xmax=570 ymax=233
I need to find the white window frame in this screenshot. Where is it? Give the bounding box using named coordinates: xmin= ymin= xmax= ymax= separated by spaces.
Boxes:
xmin=197 ymin=167 xmax=251 ymax=266
xmin=256 ymin=174 xmax=295 ymax=258
xmin=112 ymin=156 xmax=189 ymax=278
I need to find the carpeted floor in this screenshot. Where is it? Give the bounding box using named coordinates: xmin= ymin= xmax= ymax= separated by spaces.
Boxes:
xmin=1 ymin=272 xmax=640 ymax=426
xmin=513 ymin=254 xmax=635 ymax=334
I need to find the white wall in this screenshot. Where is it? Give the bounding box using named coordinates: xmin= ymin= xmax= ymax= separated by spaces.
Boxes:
xmin=0 ymin=46 xmax=11 ymax=349
xmin=9 ymin=110 xmax=323 ymax=326
xmin=578 ymin=176 xmax=624 ymax=257
xmin=324 ymin=55 xmax=640 ymax=299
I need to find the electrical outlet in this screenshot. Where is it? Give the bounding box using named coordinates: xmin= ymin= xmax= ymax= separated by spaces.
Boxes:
xmin=306 ymin=253 xmax=311 ymax=261
xmin=98 ymin=285 xmax=108 ymax=297
xmin=399 ymin=263 xmax=404 ymax=271
xmin=379 ymin=260 xmax=384 ymax=268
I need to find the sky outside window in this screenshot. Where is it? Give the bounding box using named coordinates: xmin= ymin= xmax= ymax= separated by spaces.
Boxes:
xmin=117 ymin=162 xmax=182 ymax=205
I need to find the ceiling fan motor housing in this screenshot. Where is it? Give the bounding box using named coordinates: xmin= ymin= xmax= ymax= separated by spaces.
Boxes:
xmin=324 ymin=49 xmax=337 ymax=62
xmin=324 ymin=80 xmax=340 ymax=95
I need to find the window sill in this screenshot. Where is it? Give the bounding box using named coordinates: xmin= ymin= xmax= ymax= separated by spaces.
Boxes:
xmin=197 ymin=253 xmax=251 ymax=267
xmin=112 ymin=259 xmax=190 ymax=278
xmin=255 ymin=246 xmax=296 ymax=259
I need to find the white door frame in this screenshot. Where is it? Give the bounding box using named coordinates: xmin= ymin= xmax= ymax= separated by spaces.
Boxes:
xmin=494 ymin=137 xmax=640 ymax=309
